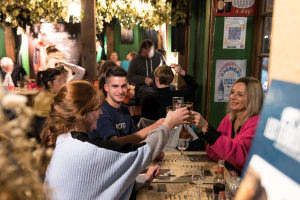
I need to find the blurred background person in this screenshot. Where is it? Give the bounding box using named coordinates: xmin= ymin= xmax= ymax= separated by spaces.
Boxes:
xmin=128 ymin=39 xmax=165 ymax=104
xmin=121 ymin=50 xmax=137 ymax=72
xmin=109 ymin=51 xmax=121 ymax=66
xmin=45 ymin=46 xmax=86 ymax=82
xmin=33 ymin=33 xmax=53 ymax=74
xmin=33 ymin=68 xmax=66 ymax=141
xmin=96 ymin=39 xmax=106 ymax=64
xmin=0 ymin=57 xmax=31 ymax=87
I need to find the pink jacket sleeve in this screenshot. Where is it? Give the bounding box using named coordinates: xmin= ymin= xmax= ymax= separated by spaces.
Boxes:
xmin=206 ymin=114 xmax=259 ymax=171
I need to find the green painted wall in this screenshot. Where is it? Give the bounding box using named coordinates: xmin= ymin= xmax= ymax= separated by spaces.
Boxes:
xmin=113 ymin=24 xmax=144 ymax=60
xmin=208 ymin=17 xmax=254 ymax=128
xmin=0 ymin=27 xmax=6 ymax=59
xmin=188 ymin=0 xmax=210 ymax=114
xmin=188 ymin=0 xmax=255 ymax=128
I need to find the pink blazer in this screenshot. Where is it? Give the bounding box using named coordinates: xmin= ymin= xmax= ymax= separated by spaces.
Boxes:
xmin=206 ymin=114 xmax=259 ymax=171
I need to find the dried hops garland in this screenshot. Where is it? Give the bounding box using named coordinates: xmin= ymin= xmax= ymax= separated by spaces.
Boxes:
xmin=0 ymin=0 xmax=187 ymax=32
xmin=0 ymin=0 xmax=69 ymax=28
xmin=0 ymin=91 xmax=52 ymax=200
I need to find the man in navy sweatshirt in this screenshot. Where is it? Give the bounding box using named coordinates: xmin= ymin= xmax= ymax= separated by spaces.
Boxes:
xmin=89 ymin=66 xmax=164 ymax=144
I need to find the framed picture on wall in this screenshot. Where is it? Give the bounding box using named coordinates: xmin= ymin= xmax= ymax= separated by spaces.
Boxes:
xmin=121 ymin=27 xmax=134 ymax=44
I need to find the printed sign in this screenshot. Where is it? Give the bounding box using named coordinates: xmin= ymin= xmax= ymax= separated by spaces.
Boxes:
xmin=223 ymin=17 xmax=247 ymax=49
xmin=214 ymin=60 xmax=246 ymax=102
xmin=215 ymin=0 xmax=256 ymax=17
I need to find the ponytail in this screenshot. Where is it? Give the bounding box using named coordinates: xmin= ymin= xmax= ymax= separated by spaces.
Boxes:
xmin=36 ymin=68 xmax=61 ymax=89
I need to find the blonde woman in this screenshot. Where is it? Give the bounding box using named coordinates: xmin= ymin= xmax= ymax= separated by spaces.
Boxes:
xmin=192 ymin=77 xmax=264 ymax=172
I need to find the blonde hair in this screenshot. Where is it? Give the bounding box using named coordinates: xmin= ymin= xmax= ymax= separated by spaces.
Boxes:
xmin=226 ymin=77 xmax=264 ymax=124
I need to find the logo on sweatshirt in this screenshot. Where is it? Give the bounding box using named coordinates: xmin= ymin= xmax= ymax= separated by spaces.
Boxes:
xmin=116 ymin=123 xmax=126 ymax=130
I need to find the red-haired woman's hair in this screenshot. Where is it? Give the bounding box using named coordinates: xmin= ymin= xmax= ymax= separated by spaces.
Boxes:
xmin=41 ymin=80 xmax=104 ymax=147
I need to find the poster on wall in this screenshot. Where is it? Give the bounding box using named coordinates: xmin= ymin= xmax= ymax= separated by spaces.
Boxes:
xmin=121 ymin=27 xmax=134 ymax=44
xmin=28 ymin=23 xmax=81 ymax=75
xmin=215 ymin=0 xmax=256 ymax=17
xmin=236 ymin=80 xmax=300 ymax=199
xmin=223 ymin=17 xmax=247 ymax=49
xmin=214 ymin=59 xmax=246 ymax=102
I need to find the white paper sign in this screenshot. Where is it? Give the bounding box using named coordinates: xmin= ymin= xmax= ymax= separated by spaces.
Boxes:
xmin=214 ymin=60 xmax=247 ymax=102
xmin=223 ymin=17 xmax=247 ymax=49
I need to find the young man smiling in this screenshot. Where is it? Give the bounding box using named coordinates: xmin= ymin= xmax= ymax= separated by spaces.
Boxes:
xmin=89 ymin=66 xmax=164 ymax=144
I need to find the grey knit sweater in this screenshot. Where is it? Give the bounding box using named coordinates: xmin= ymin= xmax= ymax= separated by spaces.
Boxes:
xmin=45 ymin=125 xmax=170 ymax=200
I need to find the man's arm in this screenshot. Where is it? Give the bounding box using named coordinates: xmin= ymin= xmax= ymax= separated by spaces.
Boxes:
xmin=110 ymin=119 xmax=164 ymax=144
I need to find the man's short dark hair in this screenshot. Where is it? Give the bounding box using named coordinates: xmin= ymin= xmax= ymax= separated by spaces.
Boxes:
xmin=105 ymin=66 xmax=127 ymax=83
xmin=139 ymin=39 xmax=154 ymax=52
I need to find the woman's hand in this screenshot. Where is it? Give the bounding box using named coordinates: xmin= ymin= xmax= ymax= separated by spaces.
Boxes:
xmin=163 ymin=107 xmax=190 ymax=130
xmin=145 ymin=165 xmax=160 ymax=183
xmin=191 ymin=111 xmax=209 ymax=133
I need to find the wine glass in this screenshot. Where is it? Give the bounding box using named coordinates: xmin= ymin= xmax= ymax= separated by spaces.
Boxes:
xmin=192 ymin=166 xmax=205 ymax=199
xmin=177 ymin=138 xmax=189 ymax=161
xmin=226 ymin=176 xmax=241 ymax=198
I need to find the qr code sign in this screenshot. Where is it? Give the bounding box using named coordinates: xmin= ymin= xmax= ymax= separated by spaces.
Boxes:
xmin=228 ymin=27 xmax=242 ymax=40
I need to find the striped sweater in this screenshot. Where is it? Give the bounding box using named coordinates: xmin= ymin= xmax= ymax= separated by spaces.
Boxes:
xmin=45 ymin=125 xmax=170 ymax=200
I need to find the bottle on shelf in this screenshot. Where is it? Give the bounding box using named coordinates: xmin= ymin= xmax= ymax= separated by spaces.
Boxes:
xmin=213 ymin=160 xmax=226 ymax=200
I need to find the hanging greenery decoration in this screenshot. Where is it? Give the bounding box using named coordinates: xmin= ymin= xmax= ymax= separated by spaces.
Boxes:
xmin=0 ymin=0 xmax=188 ymax=32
